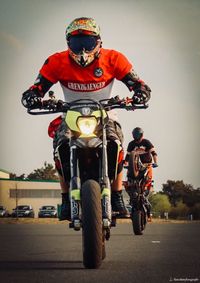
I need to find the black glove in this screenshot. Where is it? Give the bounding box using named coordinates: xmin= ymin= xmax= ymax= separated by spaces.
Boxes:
xmin=152 ymin=163 xmax=158 ymax=168
xmin=132 ymin=84 xmax=151 ymax=105
xmin=21 ymin=90 xmax=42 ymax=109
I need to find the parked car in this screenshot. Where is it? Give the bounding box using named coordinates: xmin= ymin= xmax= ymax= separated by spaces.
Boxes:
xmin=0 ymin=206 xmax=9 ymax=217
xmin=38 ymin=205 xmax=57 ymax=218
xmin=11 ymin=205 xmax=35 ymax=218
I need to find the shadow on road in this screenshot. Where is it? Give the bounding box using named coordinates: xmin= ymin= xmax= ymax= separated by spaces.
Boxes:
xmin=0 ymin=260 xmax=84 ymax=270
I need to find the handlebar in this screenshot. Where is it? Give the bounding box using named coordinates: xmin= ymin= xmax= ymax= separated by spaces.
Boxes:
xmin=27 ymin=94 xmax=148 ymax=115
xmin=123 ymin=162 xmax=157 ymax=170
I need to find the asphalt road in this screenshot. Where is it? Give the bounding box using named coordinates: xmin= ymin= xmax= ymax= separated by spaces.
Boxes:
xmin=0 ymin=221 xmax=199 ymax=283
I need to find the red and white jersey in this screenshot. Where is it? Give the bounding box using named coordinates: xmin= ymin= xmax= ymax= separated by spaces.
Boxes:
xmin=40 ymin=48 xmax=132 ymax=103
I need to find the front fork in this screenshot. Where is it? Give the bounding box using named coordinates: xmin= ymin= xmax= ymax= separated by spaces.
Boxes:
xmin=69 ymin=142 xmax=112 ymax=234
xmin=69 ymin=145 xmax=81 ymax=230
xmin=100 ymin=127 xmax=113 ymax=240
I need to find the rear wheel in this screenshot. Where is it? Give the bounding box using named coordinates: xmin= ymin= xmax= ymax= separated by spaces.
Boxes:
xmin=132 ymin=209 xmax=147 ymax=235
xmin=132 ymin=210 xmax=143 ymax=235
xmin=82 ymin=180 xmax=103 ymax=269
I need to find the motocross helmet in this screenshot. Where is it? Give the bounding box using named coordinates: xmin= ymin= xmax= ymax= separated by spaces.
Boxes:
xmin=66 ymin=17 xmax=102 ymax=67
xmin=132 ymin=127 xmax=144 ymax=141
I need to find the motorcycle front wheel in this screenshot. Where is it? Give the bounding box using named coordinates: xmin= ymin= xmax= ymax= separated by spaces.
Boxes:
xmin=81 ymin=179 xmax=103 ymax=269
xmin=128 ymin=151 xmax=140 ymax=178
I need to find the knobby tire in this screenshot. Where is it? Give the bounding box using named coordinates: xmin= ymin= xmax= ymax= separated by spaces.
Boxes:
xmin=82 ymin=180 xmax=103 ymax=269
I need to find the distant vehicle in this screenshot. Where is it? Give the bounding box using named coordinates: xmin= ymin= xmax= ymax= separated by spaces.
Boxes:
xmin=0 ymin=206 xmax=9 ymax=217
xmin=38 ymin=205 xmax=57 ymax=218
xmin=11 ymin=205 xmax=35 ymax=218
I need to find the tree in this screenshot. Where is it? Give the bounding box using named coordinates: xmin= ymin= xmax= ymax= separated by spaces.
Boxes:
xmin=27 ymin=162 xmax=59 ymax=181
xmin=149 ymin=193 xmax=171 ymax=217
xmin=10 ymin=173 xmax=26 ymax=180
xmin=189 ymin=203 xmax=200 ymax=220
xmin=162 ymin=180 xmax=194 ymax=207
xmin=169 ymin=201 xmax=189 ymax=219
xmin=182 ymin=188 xmax=200 ymax=207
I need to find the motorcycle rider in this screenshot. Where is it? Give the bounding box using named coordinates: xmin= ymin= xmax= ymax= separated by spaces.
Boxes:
xmin=125 ymin=127 xmax=158 ymax=193
xmin=124 ymin=127 xmax=158 ymax=220
xmin=21 ymin=17 xmax=151 ymax=220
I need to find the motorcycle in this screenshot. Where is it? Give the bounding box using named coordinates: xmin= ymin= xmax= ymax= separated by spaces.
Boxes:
xmin=27 ymin=93 xmax=148 ymax=268
xmin=124 ymin=149 xmax=153 ymax=235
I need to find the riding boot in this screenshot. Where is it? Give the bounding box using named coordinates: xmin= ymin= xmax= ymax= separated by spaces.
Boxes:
xmin=111 ymin=190 xmax=130 ymax=218
xmin=59 ymin=192 xmax=71 ymax=221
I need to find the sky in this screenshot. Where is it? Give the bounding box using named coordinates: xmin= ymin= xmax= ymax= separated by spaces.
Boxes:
xmin=0 ymin=0 xmax=200 ymax=192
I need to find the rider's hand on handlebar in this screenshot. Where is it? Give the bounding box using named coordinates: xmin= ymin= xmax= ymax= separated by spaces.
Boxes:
xmin=21 ymin=90 xmax=42 ymax=109
xmin=152 ymin=163 xmax=158 ymax=168
xmin=56 ymin=99 xmax=65 ymax=110
xmin=109 ymin=95 xmax=120 ymax=104
xmin=132 ymin=84 xmax=151 ymax=105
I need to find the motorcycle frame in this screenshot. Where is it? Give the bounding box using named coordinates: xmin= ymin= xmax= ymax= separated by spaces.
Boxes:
xmin=58 ymin=103 xmax=112 ymax=230
xmin=27 ymin=96 xmax=148 ymax=232
xmin=128 ymin=154 xmax=149 ymax=214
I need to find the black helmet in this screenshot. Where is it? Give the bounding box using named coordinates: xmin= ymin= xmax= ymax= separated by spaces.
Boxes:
xmin=132 ymin=127 xmax=144 ymax=141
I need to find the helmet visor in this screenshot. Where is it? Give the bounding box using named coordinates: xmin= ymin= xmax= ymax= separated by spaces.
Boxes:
xmin=68 ymin=35 xmax=98 ymax=54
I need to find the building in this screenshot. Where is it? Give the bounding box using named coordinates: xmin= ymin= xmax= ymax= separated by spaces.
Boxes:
xmin=0 ymin=173 xmax=61 ymax=216
xmin=0 ymin=170 xmax=130 ymax=217
xmin=0 ymin=169 xmax=10 ymax=179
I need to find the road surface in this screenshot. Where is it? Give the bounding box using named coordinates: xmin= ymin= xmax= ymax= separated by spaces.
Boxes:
xmin=0 ymin=221 xmax=199 ymax=283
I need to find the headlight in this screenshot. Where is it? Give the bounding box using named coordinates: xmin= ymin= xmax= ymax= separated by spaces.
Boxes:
xmin=77 ymin=117 xmax=97 ymax=135
xmin=25 ymin=210 xmax=30 ymax=214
